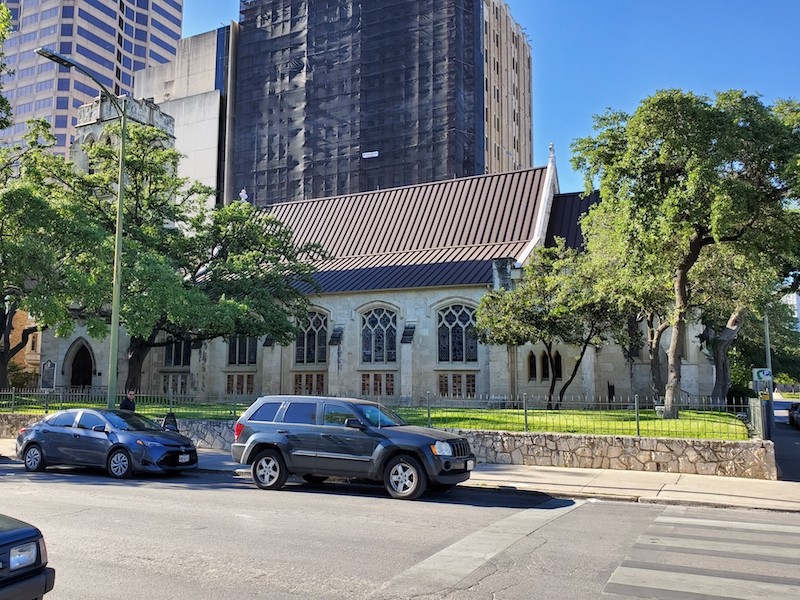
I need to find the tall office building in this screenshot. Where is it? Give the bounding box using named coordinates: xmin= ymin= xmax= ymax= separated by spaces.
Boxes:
xmin=233 ymin=0 xmax=531 ymax=206
xmin=0 ymin=0 xmax=183 ymax=152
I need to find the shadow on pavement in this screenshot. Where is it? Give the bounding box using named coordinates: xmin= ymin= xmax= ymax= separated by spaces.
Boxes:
xmin=0 ymin=461 xmax=254 ymax=490
xmin=771 ymin=420 xmax=800 ymax=482
xmin=243 ymin=477 xmax=573 ymax=510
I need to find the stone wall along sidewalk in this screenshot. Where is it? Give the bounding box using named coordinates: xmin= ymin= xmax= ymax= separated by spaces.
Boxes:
xmin=459 ymin=430 xmax=777 ymax=480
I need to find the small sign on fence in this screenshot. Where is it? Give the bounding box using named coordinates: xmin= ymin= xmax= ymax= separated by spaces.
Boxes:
xmin=40 ymin=360 xmax=56 ymax=389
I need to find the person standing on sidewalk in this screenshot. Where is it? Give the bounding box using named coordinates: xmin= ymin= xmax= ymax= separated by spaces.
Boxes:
xmin=120 ymin=390 xmax=136 ymax=411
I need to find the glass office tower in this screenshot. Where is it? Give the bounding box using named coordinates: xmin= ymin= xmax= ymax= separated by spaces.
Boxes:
xmin=1 ymin=0 xmax=183 ymax=152
xmin=233 ymin=0 xmax=531 ymax=207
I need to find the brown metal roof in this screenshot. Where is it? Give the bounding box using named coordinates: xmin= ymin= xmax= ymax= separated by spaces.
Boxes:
xmin=545 ymin=190 xmax=601 ymax=249
xmin=268 ymin=168 xmax=549 ymax=293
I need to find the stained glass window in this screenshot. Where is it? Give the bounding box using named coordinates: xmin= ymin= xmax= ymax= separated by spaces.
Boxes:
xmin=296 ymin=311 xmax=328 ymax=364
xmin=361 ymin=308 xmax=396 ymax=363
xmin=437 ymin=305 xmax=478 ymax=363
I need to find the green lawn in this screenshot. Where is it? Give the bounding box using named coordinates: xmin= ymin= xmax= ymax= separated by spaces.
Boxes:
xmin=394 ymin=407 xmax=750 ymax=441
xmin=1 ymin=396 xmax=750 ymax=441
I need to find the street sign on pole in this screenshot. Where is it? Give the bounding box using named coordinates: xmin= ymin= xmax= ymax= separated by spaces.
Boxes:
xmin=752 ymin=368 xmax=772 ymax=382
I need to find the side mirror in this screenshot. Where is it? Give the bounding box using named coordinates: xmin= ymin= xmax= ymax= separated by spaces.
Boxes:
xmin=344 ymin=418 xmax=365 ymax=430
xmin=164 ymin=424 xmax=178 ymax=432
xmin=92 ymin=425 xmax=109 ymax=434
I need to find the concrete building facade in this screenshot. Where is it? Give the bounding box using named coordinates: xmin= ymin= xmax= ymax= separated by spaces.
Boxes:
xmin=134 ymin=25 xmax=237 ymax=208
xmin=0 ymin=0 xmax=183 ymax=152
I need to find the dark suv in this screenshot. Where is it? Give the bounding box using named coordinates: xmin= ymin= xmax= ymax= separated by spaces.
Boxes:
xmin=0 ymin=514 xmax=55 ymax=599
xmin=231 ymin=395 xmax=475 ymax=500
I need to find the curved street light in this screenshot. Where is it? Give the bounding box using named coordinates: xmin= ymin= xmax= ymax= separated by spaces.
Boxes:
xmin=36 ymin=47 xmax=127 ymax=409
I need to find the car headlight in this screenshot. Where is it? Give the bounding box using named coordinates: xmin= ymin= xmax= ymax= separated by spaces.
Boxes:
xmin=136 ymin=440 xmax=163 ymax=447
xmin=431 ymin=441 xmax=453 ymax=456
xmin=10 ymin=541 xmax=38 ymax=570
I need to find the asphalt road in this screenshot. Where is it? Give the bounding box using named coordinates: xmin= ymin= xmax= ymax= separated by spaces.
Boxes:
xmin=1 ymin=462 xmax=798 ymax=600
xmin=773 ymin=400 xmax=800 ymax=482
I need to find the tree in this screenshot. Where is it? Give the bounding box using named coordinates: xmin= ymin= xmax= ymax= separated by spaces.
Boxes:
xmin=0 ymin=122 xmax=110 ymax=388
xmin=27 ymin=121 xmax=323 ymax=391
xmin=476 ymin=241 xmax=626 ymax=407
xmin=0 ymin=5 xmax=12 ymax=130
xmin=572 ymin=90 xmax=800 ymax=417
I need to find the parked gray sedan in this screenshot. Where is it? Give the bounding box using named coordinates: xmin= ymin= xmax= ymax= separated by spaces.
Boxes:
xmin=16 ymin=409 xmax=198 ymax=478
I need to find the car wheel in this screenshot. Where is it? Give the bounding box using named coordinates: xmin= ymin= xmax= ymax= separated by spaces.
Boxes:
xmin=251 ymin=449 xmax=288 ymax=490
xmin=302 ymin=474 xmax=328 ymax=485
xmin=384 ymin=455 xmax=427 ymax=500
xmin=23 ymin=444 xmax=46 ymax=472
xmin=107 ymin=448 xmax=133 ymax=479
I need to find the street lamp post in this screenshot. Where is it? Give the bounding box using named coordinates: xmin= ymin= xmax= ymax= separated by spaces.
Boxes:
xmin=36 ymin=48 xmax=127 ymax=409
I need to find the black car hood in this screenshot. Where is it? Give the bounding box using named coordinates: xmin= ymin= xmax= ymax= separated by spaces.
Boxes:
xmin=0 ymin=514 xmax=40 ymax=545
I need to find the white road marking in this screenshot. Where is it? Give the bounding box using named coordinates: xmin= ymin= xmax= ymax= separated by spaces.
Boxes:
xmin=372 ymin=500 xmax=584 ymax=599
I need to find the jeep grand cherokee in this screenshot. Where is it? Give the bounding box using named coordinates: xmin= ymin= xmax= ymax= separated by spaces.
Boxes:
xmin=231 ymin=395 xmax=475 ymax=500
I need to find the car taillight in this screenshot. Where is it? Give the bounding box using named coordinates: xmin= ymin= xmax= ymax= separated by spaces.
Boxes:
xmin=18 ymin=427 xmax=27 ymax=435
xmin=234 ymin=422 xmax=244 ymax=441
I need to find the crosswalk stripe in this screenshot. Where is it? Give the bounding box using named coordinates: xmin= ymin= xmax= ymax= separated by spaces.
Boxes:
xmin=635 ymin=533 xmax=800 ymax=563
xmin=606 ymin=564 xmax=800 ymax=600
xmin=607 ymin=512 xmax=800 ymax=599
xmin=655 ymin=515 xmax=800 ymax=535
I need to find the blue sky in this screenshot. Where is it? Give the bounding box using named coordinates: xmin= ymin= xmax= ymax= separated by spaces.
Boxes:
xmin=183 ymin=0 xmax=800 ymax=193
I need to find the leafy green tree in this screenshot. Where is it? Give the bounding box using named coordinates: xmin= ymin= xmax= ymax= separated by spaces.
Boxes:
xmin=573 ymin=90 xmax=800 ymax=417
xmin=0 ymin=5 xmax=12 ymax=130
xmin=27 ymin=121 xmax=323 ymax=391
xmin=476 ymin=241 xmax=626 ymax=407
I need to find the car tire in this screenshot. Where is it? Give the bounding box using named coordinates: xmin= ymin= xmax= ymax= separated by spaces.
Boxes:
xmin=384 ymin=454 xmax=427 ymax=500
xmin=107 ymin=448 xmax=133 ymax=479
xmin=302 ymin=474 xmax=328 ymax=485
xmin=23 ymin=444 xmax=46 ymax=472
xmin=251 ymin=449 xmax=288 ymax=490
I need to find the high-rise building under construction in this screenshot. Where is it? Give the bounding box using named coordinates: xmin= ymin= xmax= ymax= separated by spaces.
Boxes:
xmin=233 ymin=0 xmax=531 ymax=206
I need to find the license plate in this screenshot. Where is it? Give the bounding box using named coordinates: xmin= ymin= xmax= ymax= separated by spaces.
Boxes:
xmin=466 ymin=459 xmax=475 ymax=471
xmin=179 ymin=454 xmax=190 ymax=463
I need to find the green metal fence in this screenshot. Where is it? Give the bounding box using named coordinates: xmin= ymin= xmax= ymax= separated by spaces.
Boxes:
xmin=0 ymin=389 xmax=757 ymax=441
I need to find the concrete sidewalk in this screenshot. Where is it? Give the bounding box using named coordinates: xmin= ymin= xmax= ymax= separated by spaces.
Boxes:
xmin=3 ymin=437 xmax=799 ymax=512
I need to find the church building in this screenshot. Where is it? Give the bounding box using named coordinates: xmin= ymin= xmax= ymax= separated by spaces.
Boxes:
xmin=38 ymin=148 xmax=715 ymax=403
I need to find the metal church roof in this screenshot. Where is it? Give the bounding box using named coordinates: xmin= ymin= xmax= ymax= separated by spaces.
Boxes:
xmin=267 ymin=168 xmax=551 ymax=293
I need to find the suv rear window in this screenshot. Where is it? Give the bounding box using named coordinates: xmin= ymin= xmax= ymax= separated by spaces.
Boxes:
xmin=282 ymin=402 xmax=317 ymax=424
xmin=251 ymin=402 xmax=282 ymax=422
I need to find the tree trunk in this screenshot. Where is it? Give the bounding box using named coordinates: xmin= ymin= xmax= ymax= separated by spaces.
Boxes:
xmin=0 ymin=358 xmax=9 ymax=389
xmin=664 ymin=233 xmax=705 ymax=419
xmin=558 ymin=326 xmax=598 ymax=405
xmin=709 ymin=308 xmax=746 ymax=405
xmin=647 ymin=313 xmax=668 ymax=401
xmin=125 ymin=335 xmax=155 ymax=392
xmin=1 ymin=304 xmax=39 ymax=389
xmin=544 ymin=342 xmax=557 ymax=409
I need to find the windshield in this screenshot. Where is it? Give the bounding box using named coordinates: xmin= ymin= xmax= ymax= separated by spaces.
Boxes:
xmin=355 ymin=404 xmax=406 ymax=428
xmin=105 ymin=412 xmax=164 ymax=432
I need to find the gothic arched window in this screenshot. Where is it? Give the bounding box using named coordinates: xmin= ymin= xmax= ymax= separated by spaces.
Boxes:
xmin=528 ymin=351 xmax=537 ymax=381
xmin=437 ymin=304 xmax=478 ymax=363
xmin=361 ymin=308 xmax=397 ymax=363
xmin=295 ymin=311 xmax=328 ymax=365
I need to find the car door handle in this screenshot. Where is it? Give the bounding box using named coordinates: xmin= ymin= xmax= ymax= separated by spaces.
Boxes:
xmin=277 ymin=429 xmax=288 ymax=434
xmin=73 ymin=434 xmax=80 ymax=438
